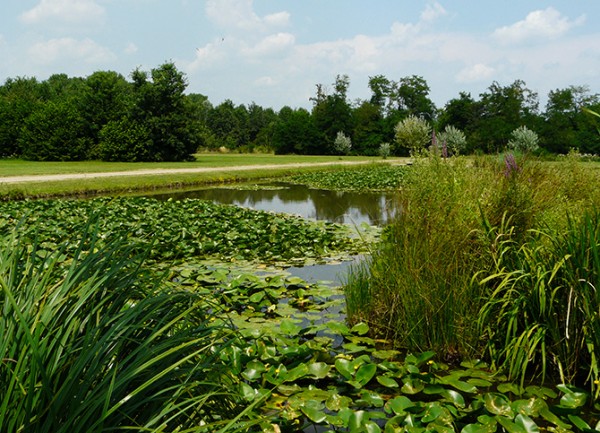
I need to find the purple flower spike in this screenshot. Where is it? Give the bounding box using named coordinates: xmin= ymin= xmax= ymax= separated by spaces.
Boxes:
xmin=504 ymin=153 xmax=520 ymax=177
xmin=442 ymin=140 xmax=448 ymax=159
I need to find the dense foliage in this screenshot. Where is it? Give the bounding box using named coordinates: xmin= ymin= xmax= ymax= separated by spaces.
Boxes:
xmin=345 ymin=152 xmax=600 ymax=396
xmin=0 ymin=197 xmax=363 ymax=265
xmin=2 ymin=187 xmax=600 ymax=431
xmin=1 ymin=68 xmax=599 ymax=161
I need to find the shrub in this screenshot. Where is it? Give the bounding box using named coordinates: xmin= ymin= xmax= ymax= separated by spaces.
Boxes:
xmin=438 ymin=125 xmax=467 ymax=156
xmin=394 ymin=115 xmax=431 ymax=155
xmin=507 ymin=125 xmax=539 ymax=153
xmin=378 ymin=142 xmax=391 ymax=159
xmin=333 ymin=131 xmax=352 ymax=155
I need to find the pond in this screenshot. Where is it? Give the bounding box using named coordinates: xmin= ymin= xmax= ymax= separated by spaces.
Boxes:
xmin=146 ymin=182 xmax=397 ymax=227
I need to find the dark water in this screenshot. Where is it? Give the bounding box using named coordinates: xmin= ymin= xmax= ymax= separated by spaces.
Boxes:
xmin=147 ymin=182 xmax=396 ymax=226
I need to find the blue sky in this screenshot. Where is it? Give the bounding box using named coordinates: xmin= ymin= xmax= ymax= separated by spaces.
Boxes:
xmin=1 ymin=1 xmax=599 ymax=110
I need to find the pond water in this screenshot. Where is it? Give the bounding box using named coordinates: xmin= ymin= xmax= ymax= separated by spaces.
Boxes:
xmin=147 ymin=182 xmax=397 ymax=226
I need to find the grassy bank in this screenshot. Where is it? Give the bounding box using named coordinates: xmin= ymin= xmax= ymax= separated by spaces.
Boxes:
xmin=345 ymin=153 xmax=600 ymax=389
xmin=0 ymin=154 xmax=387 ymax=199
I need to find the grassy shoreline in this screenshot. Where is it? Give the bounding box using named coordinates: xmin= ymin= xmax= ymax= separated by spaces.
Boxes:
xmin=0 ymin=154 xmax=399 ymax=199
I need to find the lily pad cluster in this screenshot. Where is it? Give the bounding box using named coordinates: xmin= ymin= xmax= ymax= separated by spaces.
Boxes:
xmin=285 ymin=165 xmax=407 ymax=191
xmin=0 ymin=197 xmax=367 ymax=266
xmin=167 ymin=264 xmax=600 ymax=432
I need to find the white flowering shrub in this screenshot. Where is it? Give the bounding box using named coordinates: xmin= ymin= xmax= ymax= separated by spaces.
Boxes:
xmin=379 ymin=142 xmax=391 ymax=159
xmin=507 ymin=126 xmax=539 ymax=153
xmin=394 ymin=115 xmax=432 ymax=155
xmin=438 ymin=125 xmax=467 ymax=156
xmin=333 ymin=131 xmax=352 ymax=155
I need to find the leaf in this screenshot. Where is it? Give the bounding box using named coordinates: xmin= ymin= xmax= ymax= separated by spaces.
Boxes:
xmin=351 ymin=322 xmax=370 ymax=335
xmin=377 ymin=376 xmax=399 ymax=388
xmin=355 ymin=363 xmax=377 ymax=387
xmin=442 ymin=377 xmax=478 ymax=393
xmin=386 ymin=396 xmax=415 ymax=416
xmin=567 ymin=415 xmax=591 ymax=431
xmin=484 ymin=393 xmax=514 ymax=417
xmin=514 ymin=414 xmax=540 ymax=433
xmin=401 ymin=377 xmax=425 ymax=394
xmin=240 ymin=383 xmax=256 ymax=402
xmin=496 ymin=416 xmax=527 ymax=433
xmin=241 ymin=360 xmax=266 ymax=381
xmin=559 ymin=389 xmax=588 ymax=409
xmin=307 ymin=362 xmax=331 ymax=379
xmin=301 ymin=406 xmax=327 ymax=423
xmin=461 ymin=422 xmax=496 ymax=433
xmin=335 ymin=358 xmax=354 ymax=381
xmin=280 ymin=319 xmax=302 ymax=335
xmin=326 ymin=393 xmax=352 ymax=411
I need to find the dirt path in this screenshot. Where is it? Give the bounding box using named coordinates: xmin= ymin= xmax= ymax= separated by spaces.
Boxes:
xmin=0 ymin=160 xmax=389 ymax=184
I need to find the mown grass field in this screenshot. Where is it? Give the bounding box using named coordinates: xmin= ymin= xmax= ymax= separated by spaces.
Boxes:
xmin=0 ymin=154 xmax=400 ymax=199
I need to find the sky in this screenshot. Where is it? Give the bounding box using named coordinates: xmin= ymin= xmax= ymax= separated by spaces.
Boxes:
xmin=1 ymin=0 xmax=599 ymax=111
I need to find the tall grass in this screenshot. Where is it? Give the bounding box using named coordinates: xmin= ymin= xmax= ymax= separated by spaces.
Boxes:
xmin=0 ymin=220 xmax=247 ymax=432
xmin=478 ymin=209 xmax=600 ymax=393
xmin=345 ymin=152 xmax=600 ymax=373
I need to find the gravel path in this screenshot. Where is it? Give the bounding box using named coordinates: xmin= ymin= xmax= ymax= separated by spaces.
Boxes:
xmin=0 ymin=160 xmax=384 ymax=184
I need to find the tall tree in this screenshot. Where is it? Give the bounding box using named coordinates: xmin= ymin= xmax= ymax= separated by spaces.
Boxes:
xmin=474 ymin=80 xmax=540 ymax=153
xmin=311 ymin=75 xmax=354 ymax=154
xmin=99 ymin=62 xmax=199 ymax=161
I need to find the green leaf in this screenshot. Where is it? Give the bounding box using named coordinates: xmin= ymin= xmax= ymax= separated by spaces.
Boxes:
xmin=567 ymin=415 xmax=591 ymax=431
xmin=301 ymin=406 xmax=328 ymax=423
xmin=401 ymin=377 xmax=425 ymax=394
xmin=307 ymin=362 xmax=331 ymax=379
xmin=335 ymin=358 xmax=354 ymax=380
xmin=355 ymin=363 xmax=377 ymax=387
xmin=326 ymin=393 xmax=352 ymax=411
xmin=461 ymin=422 xmax=497 ymax=433
xmin=484 ymin=393 xmax=514 ymax=417
xmin=351 ymin=322 xmax=370 ymax=335
xmin=559 ymin=389 xmax=588 ymax=409
xmin=386 ymin=396 xmax=415 ymax=415
xmin=240 ymin=383 xmax=256 ymax=402
xmin=377 ymin=376 xmax=400 ymax=388
xmin=280 ymin=319 xmax=302 ymax=335
xmin=514 ymin=414 xmax=540 ymax=433
xmin=496 ymin=416 xmax=527 ymax=433
xmin=241 ymin=360 xmax=266 ymax=381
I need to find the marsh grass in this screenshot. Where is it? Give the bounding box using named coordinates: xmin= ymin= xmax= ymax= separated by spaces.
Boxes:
xmin=0 ymin=220 xmax=246 ymax=432
xmin=346 ymin=152 xmax=600 ymax=378
xmin=478 ymin=209 xmax=600 ymax=392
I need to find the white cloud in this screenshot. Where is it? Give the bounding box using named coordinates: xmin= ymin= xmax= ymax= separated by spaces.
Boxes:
xmin=28 ymin=37 xmax=115 ymax=65
xmin=205 ymin=0 xmax=289 ymax=33
xmin=263 ymin=12 xmax=291 ymax=28
xmin=244 ymin=33 xmax=295 ymax=57
xmin=20 ymin=0 xmax=105 ymax=26
xmin=456 ymin=63 xmax=496 ymax=83
xmin=421 ymin=2 xmax=447 ymax=22
xmin=124 ymin=42 xmax=138 ymax=55
xmin=493 ymin=7 xmax=585 ymax=44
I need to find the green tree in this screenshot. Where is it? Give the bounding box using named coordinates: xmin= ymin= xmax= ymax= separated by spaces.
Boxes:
xmin=20 ymin=100 xmax=91 ymax=161
xmin=474 ymin=80 xmax=540 ymax=153
xmin=272 ymin=106 xmax=320 ymax=154
xmin=0 ymin=77 xmax=42 ymax=157
xmin=79 ymin=71 xmax=132 ymax=156
xmin=542 ymin=86 xmax=599 ymax=154
xmin=312 ymin=75 xmax=354 ymax=154
xmin=352 ymin=101 xmax=384 ymax=155
xmin=393 ymin=75 xmax=436 ymax=119
xmin=100 ymin=62 xmax=199 ymax=161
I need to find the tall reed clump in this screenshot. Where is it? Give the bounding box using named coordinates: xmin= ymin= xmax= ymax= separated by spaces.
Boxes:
xmin=345 ymin=155 xmax=493 ymax=359
xmin=0 ymin=221 xmax=246 ymax=433
xmin=346 ymin=151 xmax=600 ymax=369
xmin=477 ymin=209 xmax=600 ymax=394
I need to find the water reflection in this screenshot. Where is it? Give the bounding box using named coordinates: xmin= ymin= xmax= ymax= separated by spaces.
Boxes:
xmin=147 ymin=182 xmax=396 ymax=226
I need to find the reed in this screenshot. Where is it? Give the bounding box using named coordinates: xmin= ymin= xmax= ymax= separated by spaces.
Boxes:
xmin=0 ymin=220 xmax=245 ymax=432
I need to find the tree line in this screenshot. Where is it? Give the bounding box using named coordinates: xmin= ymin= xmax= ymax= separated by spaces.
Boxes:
xmin=0 ymin=62 xmax=598 ymax=161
